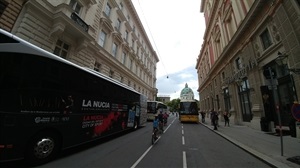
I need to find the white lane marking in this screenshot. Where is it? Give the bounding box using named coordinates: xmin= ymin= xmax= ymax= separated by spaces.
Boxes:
xmin=164 ymin=122 xmax=172 ymax=133
xmin=131 ymin=117 xmax=175 ymax=168
xmin=130 ymin=144 xmax=153 ymax=168
xmin=182 ymin=136 xmax=185 ymax=145
xmin=171 ymin=118 xmax=175 ymax=124
xmin=182 ymin=130 xmax=184 ymax=135
xmin=183 ymin=151 xmax=187 ymax=168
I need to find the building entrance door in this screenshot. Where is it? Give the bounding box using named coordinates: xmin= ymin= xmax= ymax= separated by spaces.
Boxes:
xmin=238 ymin=79 xmax=252 ymax=122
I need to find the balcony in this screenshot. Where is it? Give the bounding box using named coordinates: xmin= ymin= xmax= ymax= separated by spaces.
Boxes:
xmin=71 ymin=12 xmax=89 ymax=32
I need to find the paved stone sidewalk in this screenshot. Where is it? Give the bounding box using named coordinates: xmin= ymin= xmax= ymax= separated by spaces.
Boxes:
xmin=201 ymin=121 xmax=300 ymax=168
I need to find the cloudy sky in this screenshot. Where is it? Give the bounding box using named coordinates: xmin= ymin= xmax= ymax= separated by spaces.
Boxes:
xmin=132 ymin=0 xmax=206 ymax=100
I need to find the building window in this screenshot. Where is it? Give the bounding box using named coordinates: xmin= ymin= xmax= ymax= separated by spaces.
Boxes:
xmin=98 ymin=31 xmax=106 ymax=47
xmin=125 ymin=30 xmax=128 ymax=41
xmin=238 ymin=78 xmax=252 ymax=122
xmin=221 ymin=72 xmax=225 ymax=81
xmin=235 ymin=57 xmax=243 ymax=70
xmin=116 ymin=19 xmax=121 ymax=30
xmin=120 ymin=76 xmax=124 ymax=83
xmin=127 ymin=15 xmax=130 ymax=22
xmin=260 ymin=29 xmax=272 ymax=50
xmin=119 ymin=2 xmax=123 ymax=10
xmin=223 ymin=87 xmax=231 ymax=111
xmin=0 ymin=1 xmax=8 ymax=16
xmin=112 ymin=43 xmax=118 ymax=57
xmin=105 ymin=3 xmax=111 ymax=17
xmin=69 ymin=0 xmax=82 ymax=14
xmin=135 ymin=64 xmax=138 ymax=74
xmin=109 ymin=70 xmax=114 ymax=78
xmin=129 ymin=59 xmax=132 ymax=70
xmin=132 ymin=39 xmax=135 ymax=48
xmin=94 ymin=62 xmax=101 ymax=72
xmin=122 ymin=52 xmax=127 ymax=65
xmin=54 ymin=40 xmax=69 ymax=59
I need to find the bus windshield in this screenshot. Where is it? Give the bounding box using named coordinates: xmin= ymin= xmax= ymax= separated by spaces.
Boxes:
xmin=179 ymin=101 xmax=198 ymax=114
xmin=147 ymin=102 xmax=156 ymax=114
xmin=147 ymin=101 xmax=167 ymax=120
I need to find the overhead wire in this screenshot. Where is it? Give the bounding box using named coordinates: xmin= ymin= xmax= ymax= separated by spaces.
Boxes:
xmin=136 ymin=0 xmax=169 ymax=79
xmin=135 ymin=0 xmax=181 ymax=98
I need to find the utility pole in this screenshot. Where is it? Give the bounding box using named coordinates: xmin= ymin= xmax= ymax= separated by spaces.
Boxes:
xmin=268 ymin=67 xmax=283 ymax=156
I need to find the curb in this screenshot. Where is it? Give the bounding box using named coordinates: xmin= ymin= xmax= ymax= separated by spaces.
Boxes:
xmin=200 ymin=123 xmax=291 ymax=168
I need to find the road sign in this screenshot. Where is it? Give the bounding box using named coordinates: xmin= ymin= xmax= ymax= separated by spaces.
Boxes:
xmin=291 ymin=103 xmax=300 ymax=121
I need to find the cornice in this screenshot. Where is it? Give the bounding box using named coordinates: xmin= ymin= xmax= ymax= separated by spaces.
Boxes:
xmin=124 ymin=0 xmax=156 ymax=57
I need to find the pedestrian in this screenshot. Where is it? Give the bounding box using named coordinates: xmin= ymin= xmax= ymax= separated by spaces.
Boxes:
xmin=216 ymin=111 xmax=220 ymax=127
xmin=200 ymin=111 xmax=205 ymax=123
xmin=163 ymin=112 xmax=168 ymax=126
xmin=223 ymin=111 xmax=230 ymax=126
xmin=211 ymin=109 xmax=218 ymax=130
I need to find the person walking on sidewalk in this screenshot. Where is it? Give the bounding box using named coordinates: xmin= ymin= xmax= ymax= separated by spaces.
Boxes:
xmin=211 ymin=109 xmax=218 ymax=130
xmin=223 ymin=110 xmax=230 ymax=126
xmin=200 ymin=111 xmax=205 ymax=123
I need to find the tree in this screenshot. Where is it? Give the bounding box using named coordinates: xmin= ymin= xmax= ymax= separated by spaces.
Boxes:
xmin=166 ymin=98 xmax=180 ymax=112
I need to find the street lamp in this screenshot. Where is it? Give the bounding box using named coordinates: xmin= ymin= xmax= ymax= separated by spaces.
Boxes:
xmin=270 ymin=51 xmax=299 ymax=156
xmin=276 ymin=52 xmax=300 ymax=74
xmin=266 ymin=65 xmax=283 ymax=156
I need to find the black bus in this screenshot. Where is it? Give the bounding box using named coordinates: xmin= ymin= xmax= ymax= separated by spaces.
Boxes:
xmin=0 ymin=29 xmax=147 ymax=165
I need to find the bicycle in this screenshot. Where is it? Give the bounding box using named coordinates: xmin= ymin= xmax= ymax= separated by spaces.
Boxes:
xmin=151 ymin=128 xmax=158 ymax=144
xmin=151 ymin=122 xmax=164 ymax=145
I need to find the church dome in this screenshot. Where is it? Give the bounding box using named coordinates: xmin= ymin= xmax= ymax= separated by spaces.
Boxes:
xmin=180 ymin=83 xmax=194 ymax=100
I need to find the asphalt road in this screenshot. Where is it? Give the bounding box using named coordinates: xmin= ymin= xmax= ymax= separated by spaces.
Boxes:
xmin=2 ymin=114 xmax=271 ymax=168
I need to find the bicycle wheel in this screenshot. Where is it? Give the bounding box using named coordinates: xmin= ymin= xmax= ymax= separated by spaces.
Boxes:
xmin=151 ymin=134 xmax=155 ymax=145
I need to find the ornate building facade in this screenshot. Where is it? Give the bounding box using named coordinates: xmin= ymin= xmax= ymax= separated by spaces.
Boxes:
xmin=197 ymin=0 xmax=300 ymax=132
xmin=0 ymin=0 xmax=158 ymax=100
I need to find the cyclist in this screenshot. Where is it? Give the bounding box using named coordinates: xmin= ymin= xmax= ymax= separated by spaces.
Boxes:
xmin=163 ymin=112 xmax=168 ymax=126
xmin=158 ymin=110 xmax=164 ymax=131
xmin=153 ymin=115 xmax=159 ymax=140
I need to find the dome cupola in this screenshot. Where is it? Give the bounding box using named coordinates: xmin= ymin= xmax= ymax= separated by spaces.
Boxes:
xmin=180 ymin=83 xmax=194 ymax=100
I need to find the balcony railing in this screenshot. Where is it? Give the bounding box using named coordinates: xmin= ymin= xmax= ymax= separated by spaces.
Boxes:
xmin=71 ymin=12 xmax=89 ymax=32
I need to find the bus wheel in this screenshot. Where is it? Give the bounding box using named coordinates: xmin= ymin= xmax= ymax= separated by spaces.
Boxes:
xmin=25 ymin=131 xmax=60 ymax=166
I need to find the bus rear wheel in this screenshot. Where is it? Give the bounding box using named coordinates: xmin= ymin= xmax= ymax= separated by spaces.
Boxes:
xmin=25 ymin=131 xmax=60 ymax=166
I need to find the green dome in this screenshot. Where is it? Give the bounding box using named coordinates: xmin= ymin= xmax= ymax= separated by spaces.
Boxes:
xmin=180 ymin=83 xmax=194 ymax=97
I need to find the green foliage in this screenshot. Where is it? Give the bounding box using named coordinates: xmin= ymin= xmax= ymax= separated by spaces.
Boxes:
xmin=166 ymin=98 xmax=180 ymax=112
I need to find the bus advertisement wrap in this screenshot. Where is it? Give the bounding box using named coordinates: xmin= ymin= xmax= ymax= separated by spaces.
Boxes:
xmin=0 ymin=29 xmax=147 ymax=165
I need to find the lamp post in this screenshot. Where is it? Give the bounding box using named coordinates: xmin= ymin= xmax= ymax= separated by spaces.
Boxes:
xmin=267 ymin=66 xmax=283 ymax=156
xmin=272 ymin=51 xmax=300 ymax=156
xmin=276 ymin=52 xmax=299 ymax=101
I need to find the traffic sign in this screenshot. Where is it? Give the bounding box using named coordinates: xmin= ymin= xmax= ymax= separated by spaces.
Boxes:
xmin=291 ymin=103 xmax=300 ymax=121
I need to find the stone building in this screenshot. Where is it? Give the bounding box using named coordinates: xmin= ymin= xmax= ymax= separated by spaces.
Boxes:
xmin=0 ymin=0 xmax=158 ymax=100
xmin=157 ymin=96 xmax=171 ymax=104
xmin=0 ymin=0 xmax=26 ymax=32
xmin=197 ymin=0 xmax=300 ymax=133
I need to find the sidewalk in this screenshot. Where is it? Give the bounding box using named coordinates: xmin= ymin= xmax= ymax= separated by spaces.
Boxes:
xmin=201 ymin=120 xmax=300 ymax=168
